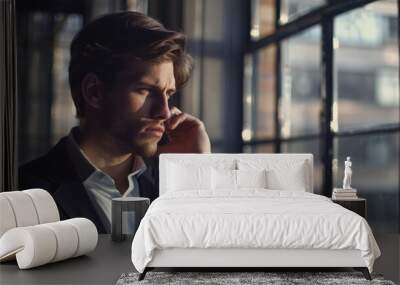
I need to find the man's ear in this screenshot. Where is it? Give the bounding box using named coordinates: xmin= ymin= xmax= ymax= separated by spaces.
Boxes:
xmin=81 ymin=73 xmax=105 ymax=111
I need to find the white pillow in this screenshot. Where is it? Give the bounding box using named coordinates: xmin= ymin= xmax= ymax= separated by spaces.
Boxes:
xmin=267 ymin=167 xmax=306 ymax=191
xmin=238 ymin=159 xmax=307 ymax=191
xmin=167 ymin=163 xmax=212 ymax=191
xmin=236 ymin=169 xmax=267 ymax=188
xmin=211 ymin=168 xmax=236 ymax=190
xmin=211 ymin=168 xmax=268 ymax=191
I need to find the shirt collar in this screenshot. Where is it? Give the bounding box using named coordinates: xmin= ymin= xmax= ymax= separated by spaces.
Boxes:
xmin=66 ymin=127 xmax=147 ymax=182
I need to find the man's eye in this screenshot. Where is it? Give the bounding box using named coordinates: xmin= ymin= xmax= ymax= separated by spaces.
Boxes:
xmin=137 ymin=88 xmax=150 ymax=95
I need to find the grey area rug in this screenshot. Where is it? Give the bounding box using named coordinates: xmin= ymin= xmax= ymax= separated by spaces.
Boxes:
xmin=116 ymin=272 xmax=396 ymax=285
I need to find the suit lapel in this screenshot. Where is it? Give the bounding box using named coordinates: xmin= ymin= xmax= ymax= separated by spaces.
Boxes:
xmin=47 ymin=138 xmax=106 ymax=233
xmin=53 ymin=181 xmax=106 ymax=233
xmin=138 ymin=158 xmax=159 ymax=202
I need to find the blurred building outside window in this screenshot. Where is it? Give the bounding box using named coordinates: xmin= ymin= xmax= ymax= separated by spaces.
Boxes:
xmin=280 ymin=25 xmax=322 ymax=138
xmin=251 ymin=0 xmax=275 ymax=40
xmin=280 ymin=0 xmax=326 ymax=24
xmin=242 ymin=46 xmax=276 ymax=142
xmin=332 ymin=0 xmax=399 ymax=132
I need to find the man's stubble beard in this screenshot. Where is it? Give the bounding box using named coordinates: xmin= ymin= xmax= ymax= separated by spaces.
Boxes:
xmin=109 ymin=127 xmax=159 ymax=158
xmin=100 ymin=110 xmax=160 ymax=158
xmin=130 ymin=139 xmax=158 ymax=158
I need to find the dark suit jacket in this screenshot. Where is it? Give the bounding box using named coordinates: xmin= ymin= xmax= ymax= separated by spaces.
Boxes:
xmin=18 ymin=137 xmax=159 ymax=233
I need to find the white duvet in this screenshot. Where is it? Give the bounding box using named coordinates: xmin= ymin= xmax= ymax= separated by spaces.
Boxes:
xmin=131 ymin=190 xmax=380 ymax=273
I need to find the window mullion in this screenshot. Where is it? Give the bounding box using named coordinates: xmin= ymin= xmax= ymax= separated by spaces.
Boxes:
xmin=321 ymin=16 xmax=334 ymax=197
xmin=275 ymin=0 xmax=282 ymax=153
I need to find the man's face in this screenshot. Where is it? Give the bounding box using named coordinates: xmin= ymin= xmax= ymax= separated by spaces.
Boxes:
xmin=99 ymin=60 xmax=175 ymax=157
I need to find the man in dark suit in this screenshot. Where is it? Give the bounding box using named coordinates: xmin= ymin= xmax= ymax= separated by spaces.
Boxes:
xmin=19 ymin=12 xmax=210 ymax=233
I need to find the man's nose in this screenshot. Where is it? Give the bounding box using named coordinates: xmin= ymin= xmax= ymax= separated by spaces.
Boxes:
xmin=152 ymin=94 xmax=171 ymax=121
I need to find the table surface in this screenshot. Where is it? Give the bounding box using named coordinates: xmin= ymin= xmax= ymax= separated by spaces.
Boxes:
xmin=0 ymin=235 xmax=134 ymax=285
xmin=1 ymin=234 xmax=398 ymax=285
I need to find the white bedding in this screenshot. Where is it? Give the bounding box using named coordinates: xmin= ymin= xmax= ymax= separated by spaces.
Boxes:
xmin=131 ymin=190 xmax=380 ymax=273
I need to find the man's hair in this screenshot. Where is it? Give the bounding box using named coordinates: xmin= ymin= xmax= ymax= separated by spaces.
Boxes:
xmin=68 ymin=11 xmax=193 ymax=118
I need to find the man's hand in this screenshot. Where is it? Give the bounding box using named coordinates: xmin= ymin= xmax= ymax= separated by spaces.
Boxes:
xmin=157 ymin=107 xmax=211 ymax=154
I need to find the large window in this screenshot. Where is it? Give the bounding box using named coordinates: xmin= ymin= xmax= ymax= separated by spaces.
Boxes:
xmin=245 ymin=0 xmax=400 ymax=233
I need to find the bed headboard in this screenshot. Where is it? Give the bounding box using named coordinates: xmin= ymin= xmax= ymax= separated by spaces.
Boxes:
xmin=159 ymin=153 xmax=314 ymax=195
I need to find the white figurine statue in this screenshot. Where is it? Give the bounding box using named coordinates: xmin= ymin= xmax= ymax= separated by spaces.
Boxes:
xmin=343 ymin=156 xmax=352 ymax=189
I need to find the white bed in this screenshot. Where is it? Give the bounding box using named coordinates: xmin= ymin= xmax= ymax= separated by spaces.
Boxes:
xmin=131 ymin=154 xmax=380 ymax=280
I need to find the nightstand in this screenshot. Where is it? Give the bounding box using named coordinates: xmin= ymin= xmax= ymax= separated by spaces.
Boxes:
xmin=332 ymin=197 xmax=366 ymax=218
